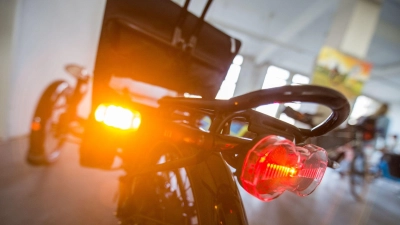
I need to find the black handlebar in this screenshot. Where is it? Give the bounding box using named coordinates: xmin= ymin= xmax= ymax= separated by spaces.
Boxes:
xmin=229 ymin=85 xmax=350 ymax=137
xmin=147 ymin=85 xmax=350 ymax=173
xmin=159 ymin=85 xmax=350 ymax=139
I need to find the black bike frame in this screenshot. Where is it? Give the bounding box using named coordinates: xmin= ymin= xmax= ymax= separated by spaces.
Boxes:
xmin=80 ymin=0 xmax=249 ymax=223
xmin=76 ymin=1 xmax=350 ymax=224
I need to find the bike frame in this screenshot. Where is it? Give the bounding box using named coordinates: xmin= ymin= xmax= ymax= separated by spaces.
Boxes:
xmin=79 ymin=0 xmax=250 ymax=223
xmin=36 ymin=1 xmax=351 ymax=224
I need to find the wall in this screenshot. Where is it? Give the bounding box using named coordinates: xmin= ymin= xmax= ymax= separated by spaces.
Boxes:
xmin=2 ymin=0 xmax=106 ymax=140
xmin=0 ymin=0 xmax=19 ymax=141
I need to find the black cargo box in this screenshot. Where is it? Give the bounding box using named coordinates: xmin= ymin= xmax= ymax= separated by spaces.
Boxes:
xmin=92 ymin=0 xmax=241 ymax=101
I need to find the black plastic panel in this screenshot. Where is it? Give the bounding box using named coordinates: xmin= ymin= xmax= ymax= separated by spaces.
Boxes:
xmin=92 ymin=0 xmax=241 ymax=101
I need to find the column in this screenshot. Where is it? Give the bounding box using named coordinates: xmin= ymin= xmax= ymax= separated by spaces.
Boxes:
xmin=312 ymin=0 xmax=382 ymax=125
xmin=233 ymin=56 xmax=268 ymax=97
xmin=326 ymin=0 xmax=382 ymax=58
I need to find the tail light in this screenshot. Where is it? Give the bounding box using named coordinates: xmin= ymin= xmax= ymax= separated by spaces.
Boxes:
xmin=240 ymin=135 xmax=328 ymax=202
xmin=94 ymin=104 xmax=141 ymax=130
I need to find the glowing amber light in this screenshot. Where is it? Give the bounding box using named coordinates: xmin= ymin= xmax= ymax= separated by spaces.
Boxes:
xmin=31 ymin=121 xmax=41 ymax=131
xmin=95 ymin=104 xmax=141 ymax=130
xmin=258 ymin=155 xmax=297 ymax=178
xmin=264 ymin=163 xmax=297 ymax=178
xmin=95 ymin=105 xmax=107 ymax=122
xmin=132 ymin=117 xmax=141 ymax=129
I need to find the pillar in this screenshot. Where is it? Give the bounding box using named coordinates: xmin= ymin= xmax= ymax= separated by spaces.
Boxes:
xmin=312 ymin=0 xmax=382 ymax=125
xmin=233 ymin=56 xmax=268 ymax=97
xmin=326 ymin=0 xmax=382 ymax=58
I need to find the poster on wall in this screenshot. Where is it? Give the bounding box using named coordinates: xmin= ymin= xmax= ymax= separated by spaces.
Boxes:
xmin=311 ymin=46 xmax=372 ymax=102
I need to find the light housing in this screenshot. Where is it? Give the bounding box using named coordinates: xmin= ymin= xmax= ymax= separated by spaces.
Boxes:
xmin=240 ymin=135 xmax=328 ymax=201
xmin=94 ymin=104 xmax=141 ymax=130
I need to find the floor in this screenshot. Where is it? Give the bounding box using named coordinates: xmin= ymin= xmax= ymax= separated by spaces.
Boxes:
xmin=0 ymin=137 xmax=399 ymax=225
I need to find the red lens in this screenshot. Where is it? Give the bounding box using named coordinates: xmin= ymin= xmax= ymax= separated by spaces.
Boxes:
xmin=294 ymin=144 xmax=328 ymax=196
xmin=240 ymin=135 xmax=328 ymax=202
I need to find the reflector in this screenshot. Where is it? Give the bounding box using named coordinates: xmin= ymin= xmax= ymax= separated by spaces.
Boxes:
xmin=31 ymin=121 xmax=41 ymax=131
xmin=94 ymin=104 xmax=141 ymax=130
xmin=240 ymin=135 xmax=328 ymax=201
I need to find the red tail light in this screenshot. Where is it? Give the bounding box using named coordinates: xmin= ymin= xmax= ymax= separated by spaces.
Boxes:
xmin=240 ymin=135 xmax=328 ymax=201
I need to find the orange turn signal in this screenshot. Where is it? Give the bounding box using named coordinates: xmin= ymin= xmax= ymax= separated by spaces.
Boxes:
xmin=94 ymin=104 xmax=141 ymax=130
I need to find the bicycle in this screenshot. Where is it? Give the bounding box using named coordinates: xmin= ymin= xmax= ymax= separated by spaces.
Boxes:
xmin=25 ymin=0 xmax=351 ymax=224
xmin=348 ymin=132 xmax=400 ymax=201
xmin=319 ymin=124 xmax=385 ymax=202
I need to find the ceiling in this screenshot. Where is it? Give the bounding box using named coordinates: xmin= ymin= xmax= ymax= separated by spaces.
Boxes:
xmin=175 ymin=0 xmax=400 ymax=104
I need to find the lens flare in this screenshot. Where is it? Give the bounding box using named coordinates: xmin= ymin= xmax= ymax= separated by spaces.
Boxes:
xmin=95 ymin=104 xmax=141 ymax=130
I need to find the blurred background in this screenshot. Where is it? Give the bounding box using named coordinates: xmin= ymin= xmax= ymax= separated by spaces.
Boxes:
xmin=0 ymin=0 xmax=399 ymax=224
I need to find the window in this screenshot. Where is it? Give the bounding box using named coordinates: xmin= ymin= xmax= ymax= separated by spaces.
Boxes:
xmin=215 ymin=55 xmax=243 ymax=100
xmin=256 ymin=66 xmax=290 ymax=117
xmin=348 ymin=95 xmax=381 ymax=125
xmin=279 ymin=74 xmax=310 ymax=124
xmin=256 ymin=66 xmax=310 ymax=125
xmin=292 ymin=74 xmax=310 ymax=85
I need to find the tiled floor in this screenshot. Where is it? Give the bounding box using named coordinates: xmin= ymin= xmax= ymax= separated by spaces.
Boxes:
xmin=0 ymin=137 xmax=399 ymax=225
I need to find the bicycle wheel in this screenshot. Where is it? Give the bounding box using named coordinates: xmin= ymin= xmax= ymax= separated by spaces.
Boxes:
xmin=349 ymin=153 xmax=370 ymax=201
xmin=27 ymin=80 xmax=70 ymax=165
xmin=117 ymin=143 xmax=198 ymax=225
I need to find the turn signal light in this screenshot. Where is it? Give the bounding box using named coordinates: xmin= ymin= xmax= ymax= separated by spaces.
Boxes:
xmin=240 ymin=135 xmax=328 ymax=201
xmin=94 ymin=104 xmax=141 ymax=130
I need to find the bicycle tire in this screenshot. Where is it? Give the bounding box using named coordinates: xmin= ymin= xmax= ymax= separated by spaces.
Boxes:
xmin=116 ymin=141 xmax=248 ymax=225
xmin=27 ymin=80 xmax=71 ymax=165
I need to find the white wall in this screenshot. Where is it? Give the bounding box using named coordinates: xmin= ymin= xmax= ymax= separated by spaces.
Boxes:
xmin=0 ymin=0 xmax=19 ymax=141
xmin=4 ymin=0 xmax=106 ymax=139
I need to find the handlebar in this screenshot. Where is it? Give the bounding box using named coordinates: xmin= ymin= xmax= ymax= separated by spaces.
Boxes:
xmin=159 ymin=85 xmax=350 ymax=139
xmin=134 ymin=85 xmax=350 ymax=175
